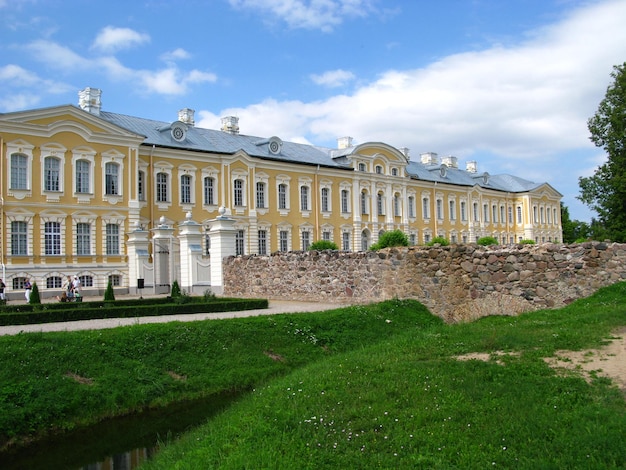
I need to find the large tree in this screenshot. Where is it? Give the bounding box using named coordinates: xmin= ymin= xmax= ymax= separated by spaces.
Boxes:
xmin=578 ymin=63 xmax=626 ymax=242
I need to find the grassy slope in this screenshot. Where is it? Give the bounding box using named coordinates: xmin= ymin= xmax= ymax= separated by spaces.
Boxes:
xmin=142 ymin=283 xmax=626 ymax=469
xmin=0 ymin=299 xmax=437 ymax=450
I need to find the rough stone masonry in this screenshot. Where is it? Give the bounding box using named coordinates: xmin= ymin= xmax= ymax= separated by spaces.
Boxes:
xmin=223 ymin=242 xmax=626 ymax=322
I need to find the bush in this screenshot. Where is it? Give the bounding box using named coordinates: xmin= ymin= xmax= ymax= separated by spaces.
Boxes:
xmin=104 ymin=279 xmax=116 ymax=302
xmin=519 ymin=239 xmax=536 ymax=244
xmin=309 ymin=240 xmax=338 ymax=251
xmin=370 ymin=230 xmax=409 ymax=251
xmin=427 ymin=236 xmax=449 ymax=246
xmin=477 ymin=236 xmax=499 ymax=246
xmin=171 ymin=280 xmax=182 ymax=298
xmin=28 ymin=283 xmax=41 ymax=305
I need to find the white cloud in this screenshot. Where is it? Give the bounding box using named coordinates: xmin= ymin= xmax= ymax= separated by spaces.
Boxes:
xmin=25 ymin=40 xmax=91 ymax=69
xmin=310 ymin=69 xmax=355 ymax=88
xmin=160 ymin=48 xmax=191 ymax=62
xmin=92 ymin=26 xmax=150 ymax=53
xmin=228 ymin=0 xmax=376 ymax=32
xmin=214 ymin=0 xmax=626 ymax=161
xmin=138 ymin=67 xmax=217 ymax=96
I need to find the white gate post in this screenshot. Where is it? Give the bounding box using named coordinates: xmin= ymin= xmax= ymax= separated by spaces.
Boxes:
xmin=126 ymin=222 xmax=150 ymax=295
xmin=207 ymin=207 xmax=237 ymax=295
xmin=178 ymin=211 xmax=203 ymax=294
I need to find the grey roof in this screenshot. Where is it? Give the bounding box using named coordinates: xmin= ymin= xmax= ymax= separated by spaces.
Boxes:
xmin=405 ymin=161 xmax=546 ymax=193
xmin=99 ymin=111 xmax=350 ymax=170
xmin=98 ymin=110 xmax=550 ymax=194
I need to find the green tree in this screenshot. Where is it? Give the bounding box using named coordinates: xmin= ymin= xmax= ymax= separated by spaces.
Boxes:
xmin=104 ymin=279 xmax=116 ymax=302
xmin=560 ymin=202 xmax=590 ymax=243
xmin=578 ymin=63 xmax=626 ymax=242
xmin=29 ymin=282 xmax=41 ymax=305
xmin=476 ymin=236 xmax=499 ymax=246
xmin=171 ymin=280 xmax=182 ymax=298
xmin=369 ymin=230 xmax=409 ymax=251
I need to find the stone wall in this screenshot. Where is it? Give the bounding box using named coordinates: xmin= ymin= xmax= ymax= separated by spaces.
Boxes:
xmin=223 ymin=242 xmax=626 ymax=322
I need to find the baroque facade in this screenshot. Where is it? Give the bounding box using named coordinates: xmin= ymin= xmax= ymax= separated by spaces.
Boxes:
xmin=0 ymin=87 xmax=562 ymax=298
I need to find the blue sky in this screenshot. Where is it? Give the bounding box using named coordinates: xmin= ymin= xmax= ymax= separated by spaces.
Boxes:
xmin=2 ymin=0 xmax=626 ymax=222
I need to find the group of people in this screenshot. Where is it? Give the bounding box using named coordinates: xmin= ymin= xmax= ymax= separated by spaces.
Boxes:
xmin=57 ymin=275 xmax=82 ymax=302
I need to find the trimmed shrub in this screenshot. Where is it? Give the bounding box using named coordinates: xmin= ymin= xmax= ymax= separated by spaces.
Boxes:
xmin=370 ymin=230 xmax=409 ymax=251
xmin=519 ymin=239 xmax=536 ymax=244
xmin=477 ymin=236 xmax=499 ymax=246
xmin=309 ymin=240 xmax=339 ymax=251
xmin=104 ymin=279 xmax=116 ymax=302
xmin=427 ymin=236 xmax=449 ymax=246
xmin=171 ymin=279 xmax=182 ymax=298
xmin=29 ymin=283 xmax=41 ymax=305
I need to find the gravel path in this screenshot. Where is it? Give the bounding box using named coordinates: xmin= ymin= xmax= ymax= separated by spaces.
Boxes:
xmin=0 ymin=300 xmax=342 ymax=336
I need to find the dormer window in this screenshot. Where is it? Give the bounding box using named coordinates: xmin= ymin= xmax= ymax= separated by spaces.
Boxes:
xmin=171 ymin=123 xmax=186 ymax=142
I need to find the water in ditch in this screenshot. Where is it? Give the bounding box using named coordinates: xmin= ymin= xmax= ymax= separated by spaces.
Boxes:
xmin=1 ymin=391 xmax=239 ymax=470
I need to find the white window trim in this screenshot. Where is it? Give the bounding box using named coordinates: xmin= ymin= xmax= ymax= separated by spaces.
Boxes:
xmin=41 ymin=143 xmax=67 ymax=201
xmin=7 ymin=140 xmax=34 ymax=198
xmin=101 ymin=150 xmax=125 ymax=203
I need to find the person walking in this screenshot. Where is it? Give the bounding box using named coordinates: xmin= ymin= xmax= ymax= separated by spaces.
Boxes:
xmin=72 ymin=276 xmax=81 ymax=299
xmin=0 ymin=278 xmax=5 ymax=302
xmin=24 ymin=278 xmax=32 ymax=302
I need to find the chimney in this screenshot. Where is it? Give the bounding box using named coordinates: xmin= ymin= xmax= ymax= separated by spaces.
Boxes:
xmin=466 ymin=161 xmax=478 ymax=173
xmin=178 ymin=108 xmax=195 ymax=126
xmin=441 ymin=155 xmax=458 ymax=168
xmin=78 ymin=87 xmax=102 ymax=116
xmin=221 ymin=116 xmax=240 ymax=135
xmin=420 ymin=152 xmax=439 ymax=165
xmin=337 ymin=136 xmax=353 ymax=149
xmin=400 ymin=147 xmax=410 ymax=158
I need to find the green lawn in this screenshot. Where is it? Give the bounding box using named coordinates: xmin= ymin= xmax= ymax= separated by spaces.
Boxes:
xmin=1 ymin=283 xmax=625 ymax=468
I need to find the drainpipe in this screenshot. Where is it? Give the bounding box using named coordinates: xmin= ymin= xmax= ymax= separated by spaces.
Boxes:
xmin=149 ymin=145 xmax=155 ymax=230
xmin=315 ymin=165 xmax=320 ymax=241
xmin=0 ymin=136 xmax=4 ymax=281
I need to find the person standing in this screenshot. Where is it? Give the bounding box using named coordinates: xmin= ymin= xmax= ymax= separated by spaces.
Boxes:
xmin=72 ymin=275 xmax=81 ymax=297
xmin=24 ymin=278 xmax=32 ymax=302
xmin=0 ymin=278 xmax=5 ymax=302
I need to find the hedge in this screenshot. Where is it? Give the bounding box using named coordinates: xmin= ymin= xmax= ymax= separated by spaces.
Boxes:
xmin=0 ymin=298 xmax=269 ymax=326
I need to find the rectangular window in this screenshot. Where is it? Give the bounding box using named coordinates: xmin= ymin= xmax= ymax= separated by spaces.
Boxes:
xmin=44 ymin=157 xmax=60 ymax=191
xmin=377 ymin=193 xmax=384 ymax=216
xmin=235 ymin=229 xmax=244 ymax=255
xmin=461 ymin=201 xmax=467 ymax=221
xmin=517 ymin=206 xmax=523 ymax=224
xmin=204 ymin=177 xmax=215 ymax=205
xmin=47 ymin=276 xmax=62 ymax=289
xmin=449 ymin=200 xmax=456 ymax=220
xmin=11 ymin=221 xmax=27 ymax=255
xmin=436 ymin=199 xmax=443 ymax=220
xmin=483 ymin=204 xmax=489 ymax=222
xmin=258 ymin=230 xmax=267 ymax=255
xmin=76 ymin=222 xmax=91 ymax=255
xmin=301 ymin=231 xmax=310 ymax=250
xmin=422 ymin=198 xmax=430 ymax=219
xmin=156 ymin=173 xmax=168 ymax=202
xmin=508 ymin=206 xmax=513 ymax=224
xmin=408 ymin=196 xmax=415 ymax=218
xmin=279 ymin=230 xmax=288 ymax=251
xmin=361 ymin=192 xmax=368 ymax=215
xmin=394 ymin=194 xmax=400 ymax=217
xmin=278 ymin=184 xmax=287 ymax=210
xmin=500 ymin=206 xmax=505 ymax=224
xmin=321 ymin=188 xmax=329 ymax=212
xmin=342 ymin=232 xmax=350 ymax=251
xmin=106 ymin=224 xmax=120 ymax=255
xmin=256 ymin=182 xmax=266 ymax=209
xmin=473 ymin=203 xmax=479 ymax=221
xmin=322 ymin=231 xmax=331 ymax=241
xmin=492 ymin=205 xmax=498 ymax=223
xmin=76 ymin=160 xmax=90 ymax=193
xmin=138 ymin=170 xmax=145 ymax=201
xmin=44 ymin=221 xmax=61 ymax=255
xmin=105 ymin=162 xmax=119 ymax=195
xmin=234 ymin=179 xmax=244 ymax=207
xmin=300 ymin=186 xmax=309 ymax=211
xmin=341 ymin=189 xmax=349 ymax=213
xmin=180 ymin=174 xmax=192 ymax=204
xmin=108 ymin=274 xmax=121 ymax=287
xmin=11 ymin=154 xmax=28 ymax=190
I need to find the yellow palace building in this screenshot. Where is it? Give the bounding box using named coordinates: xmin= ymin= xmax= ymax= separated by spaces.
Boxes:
xmin=0 ymin=87 xmax=562 ymax=298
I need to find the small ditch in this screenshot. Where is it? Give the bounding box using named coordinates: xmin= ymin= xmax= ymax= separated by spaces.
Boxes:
xmin=1 ymin=390 xmax=240 ymax=470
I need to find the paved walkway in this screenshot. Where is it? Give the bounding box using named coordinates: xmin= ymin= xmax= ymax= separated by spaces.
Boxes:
xmin=0 ymin=299 xmax=343 ymax=336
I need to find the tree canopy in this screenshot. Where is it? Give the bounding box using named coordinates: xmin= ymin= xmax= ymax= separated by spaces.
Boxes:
xmin=578 ymin=62 xmax=626 ymax=242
